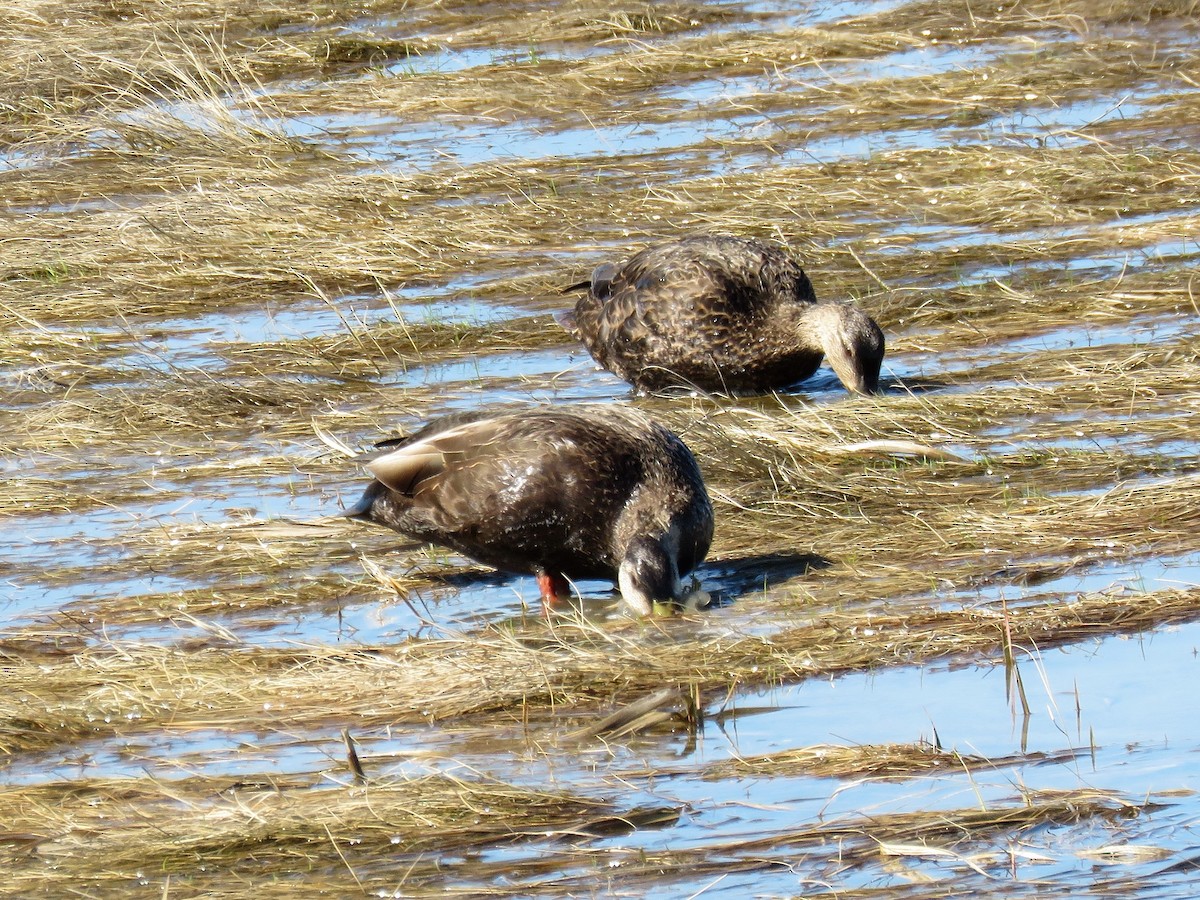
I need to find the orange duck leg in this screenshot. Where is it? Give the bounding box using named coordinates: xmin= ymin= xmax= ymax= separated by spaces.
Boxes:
xmin=537 ymin=570 xmax=571 ymax=608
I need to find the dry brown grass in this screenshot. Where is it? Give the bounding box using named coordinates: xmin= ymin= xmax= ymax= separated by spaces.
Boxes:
xmin=650 ymin=741 xmax=1084 ymax=780
xmin=5 ymin=584 xmax=1197 ymax=759
xmin=0 ymin=772 xmax=1145 ymax=896
xmin=3 ymin=0 xmax=1199 ymax=894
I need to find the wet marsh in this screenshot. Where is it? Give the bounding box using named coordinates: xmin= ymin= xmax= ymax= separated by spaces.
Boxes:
xmin=2 ymin=0 xmax=1199 ymax=896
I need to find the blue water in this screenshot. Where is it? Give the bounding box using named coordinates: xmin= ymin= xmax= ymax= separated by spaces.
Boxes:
xmin=5 ymin=6 xmax=1200 ymax=896
xmin=5 ymin=616 xmax=1196 ymax=895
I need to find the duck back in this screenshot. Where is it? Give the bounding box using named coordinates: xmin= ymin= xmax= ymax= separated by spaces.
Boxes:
xmin=573 ymin=234 xmax=825 ymax=392
xmin=350 ymin=406 xmax=712 ymax=585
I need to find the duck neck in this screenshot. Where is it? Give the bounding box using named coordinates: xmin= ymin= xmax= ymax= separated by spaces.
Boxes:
xmin=800 ymin=303 xmax=883 ymax=394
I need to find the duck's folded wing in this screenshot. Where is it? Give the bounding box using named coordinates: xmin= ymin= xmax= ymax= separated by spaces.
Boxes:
xmin=598 ymin=271 xmax=721 ymax=349
xmin=366 ymin=418 xmax=515 ymax=496
xmin=367 ymin=449 xmax=446 ymax=495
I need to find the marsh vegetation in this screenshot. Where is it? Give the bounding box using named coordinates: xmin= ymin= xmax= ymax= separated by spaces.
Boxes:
xmin=2 ymin=0 xmax=1198 ymax=896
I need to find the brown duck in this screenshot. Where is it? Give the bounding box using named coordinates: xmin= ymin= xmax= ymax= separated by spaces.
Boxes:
xmin=344 ymin=405 xmax=713 ymax=616
xmin=561 ymin=233 xmax=884 ymax=394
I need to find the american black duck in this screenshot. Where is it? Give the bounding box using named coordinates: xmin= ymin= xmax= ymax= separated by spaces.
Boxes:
xmin=344 ymin=405 xmax=713 ymax=616
xmin=561 ymin=233 xmax=884 ymax=394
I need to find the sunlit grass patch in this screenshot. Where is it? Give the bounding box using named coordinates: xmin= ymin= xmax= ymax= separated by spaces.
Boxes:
xmin=696 ymin=742 xmax=1081 ymax=780
xmin=3 ymin=0 xmax=1200 ymax=895
xmin=0 ymin=770 xmax=659 ymax=893
xmin=0 ymin=772 xmax=1155 ymax=895
xmin=4 ymin=583 xmax=1198 ymax=761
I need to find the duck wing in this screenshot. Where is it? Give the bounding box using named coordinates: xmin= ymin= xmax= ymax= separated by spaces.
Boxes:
xmin=588 ymin=235 xmax=812 ymax=341
xmin=577 ymin=249 xmax=723 ymax=356
xmin=367 ymin=416 xmax=513 ymax=497
xmin=364 ymin=411 xmax=641 ymax=577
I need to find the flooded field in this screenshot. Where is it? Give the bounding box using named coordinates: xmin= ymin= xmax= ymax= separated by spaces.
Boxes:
xmin=2 ymin=0 xmax=1198 ymax=896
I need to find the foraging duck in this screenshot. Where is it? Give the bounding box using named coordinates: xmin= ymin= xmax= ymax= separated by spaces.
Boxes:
xmin=344 ymin=405 xmax=713 ymax=616
xmin=561 ymin=233 xmax=884 ymax=395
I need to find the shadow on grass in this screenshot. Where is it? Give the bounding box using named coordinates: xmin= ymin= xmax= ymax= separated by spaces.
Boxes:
xmin=701 ymin=550 xmax=832 ymax=608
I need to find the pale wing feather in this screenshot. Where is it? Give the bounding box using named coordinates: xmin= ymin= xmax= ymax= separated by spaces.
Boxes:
xmin=367 ymin=450 xmax=446 ymax=495
xmin=366 ymin=419 xmax=511 ymax=495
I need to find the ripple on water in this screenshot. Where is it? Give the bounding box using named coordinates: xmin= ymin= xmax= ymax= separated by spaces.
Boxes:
xmin=5 ymin=614 xmax=1198 ymax=896
xmin=67 ymin=280 xmax=526 ymax=375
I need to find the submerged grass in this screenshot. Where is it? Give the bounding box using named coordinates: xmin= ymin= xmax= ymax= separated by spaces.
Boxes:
xmin=4 ymin=0 xmax=1200 ymax=895
xmin=5 ymin=585 xmax=1199 ymax=758
xmin=0 ymin=773 xmax=1147 ymax=896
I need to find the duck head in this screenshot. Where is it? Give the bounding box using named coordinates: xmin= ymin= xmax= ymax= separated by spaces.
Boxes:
xmin=617 ymin=534 xmax=690 ymax=616
xmin=806 ymin=303 xmax=885 ymax=395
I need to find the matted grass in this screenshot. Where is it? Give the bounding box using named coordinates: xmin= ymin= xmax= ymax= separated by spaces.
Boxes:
xmin=0 ymin=774 xmax=1150 ymax=896
xmin=4 ymin=584 xmax=1198 ymax=759
xmin=3 ymin=0 xmax=1200 ymax=894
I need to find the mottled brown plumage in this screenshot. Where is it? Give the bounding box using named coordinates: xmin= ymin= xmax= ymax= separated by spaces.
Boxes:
xmin=344 ymin=405 xmax=713 ymax=616
xmin=562 ymin=234 xmax=885 ymax=394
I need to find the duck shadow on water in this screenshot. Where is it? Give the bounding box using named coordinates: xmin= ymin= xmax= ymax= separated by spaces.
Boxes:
xmin=634 ymin=370 xmax=949 ymax=403
xmin=501 ymin=554 xmax=830 ymax=619
xmin=784 ymin=368 xmax=950 ymax=398
xmin=877 ymin=373 xmax=950 ymax=395
xmin=698 ymin=550 xmax=831 ymax=608
xmin=376 ymin=550 xmax=830 ymax=637
xmin=538 ymin=549 xmax=830 ymax=619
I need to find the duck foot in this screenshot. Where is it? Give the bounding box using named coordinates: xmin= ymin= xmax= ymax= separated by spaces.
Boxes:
xmin=537 ymin=571 xmax=571 ymax=608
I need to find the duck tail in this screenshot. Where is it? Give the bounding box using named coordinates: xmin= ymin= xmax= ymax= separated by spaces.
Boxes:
xmin=342 ymin=484 xmax=381 ymax=520
xmin=553 ymin=309 xmax=579 ymax=334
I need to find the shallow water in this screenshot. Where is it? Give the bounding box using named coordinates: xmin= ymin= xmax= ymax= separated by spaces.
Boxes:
xmin=118 ymin=283 xmax=527 ymax=371
xmin=892 ymin=310 xmax=1197 ymax=390
xmin=202 ymin=14 xmax=1186 ymax=176
xmin=4 ymin=2 xmax=1200 ymax=896
xmin=654 ymin=38 xmax=1000 ymax=105
xmin=5 ymin=615 xmax=1196 ymax=896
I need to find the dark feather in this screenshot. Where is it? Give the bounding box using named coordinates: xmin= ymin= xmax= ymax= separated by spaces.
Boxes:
xmin=345 ymin=405 xmax=714 ymax=614
xmin=566 ymin=233 xmax=884 ymax=394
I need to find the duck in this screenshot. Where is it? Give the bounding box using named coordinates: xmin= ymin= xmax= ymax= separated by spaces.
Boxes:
xmin=343 ymin=404 xmax=714 ymax=616
xmin=560 ymin=233 xmax=885 ymax=395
